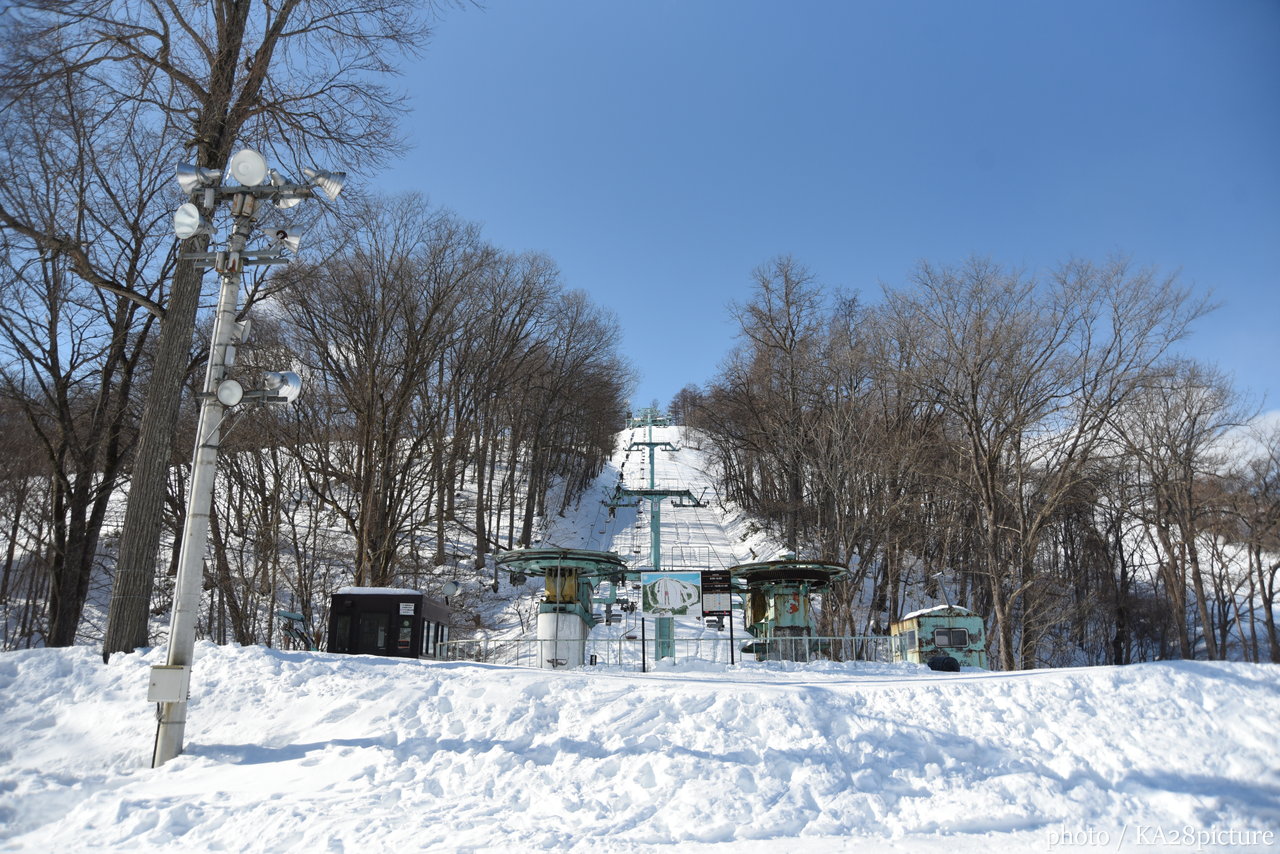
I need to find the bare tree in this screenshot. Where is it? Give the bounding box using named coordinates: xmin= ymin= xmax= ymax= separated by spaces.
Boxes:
xmin=0 ymin=67 xmax=174 ymax=645
xmin=883 ymin=258 xmax=1208 ymax=668
xmin=701 ymin=254 xmax=1217 ymax=669
xmin=1 ymin=0 xmax=439 ymax=656
xmin=1113 ymin=361 xmax=1250 ymax=660
xmin=722 ymin=256 xmax=828 ymax=551
xmin=1237 ymin=420 xmax=1280 ymax=661
xmin=278 ymin=196 xmax=490 ymax=587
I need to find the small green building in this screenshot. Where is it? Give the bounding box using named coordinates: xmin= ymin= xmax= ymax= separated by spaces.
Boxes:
xmin=890 ymin=605 xmax=988 ymax=669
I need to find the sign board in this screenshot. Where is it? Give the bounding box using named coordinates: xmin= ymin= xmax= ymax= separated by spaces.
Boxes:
xmin=701 ymin=570 xmax=732 ymax=616
xmin=641 ymin=571 xmax=702 ymax=615
xmin=399 ymin=602 xmax=416 ymax=615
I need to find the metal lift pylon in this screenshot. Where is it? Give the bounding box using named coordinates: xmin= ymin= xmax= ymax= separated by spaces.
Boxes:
xmin=606 ymin=409 xmax=706 ymax=658
xmin=607 ymin=409 xmax=706 ymax=571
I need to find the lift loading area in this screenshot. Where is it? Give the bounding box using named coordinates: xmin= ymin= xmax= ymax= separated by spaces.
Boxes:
xmin=446 ymin=415 xmax=987 ymax=672
xmin=444 ymin=557 xmax=913 ymax=670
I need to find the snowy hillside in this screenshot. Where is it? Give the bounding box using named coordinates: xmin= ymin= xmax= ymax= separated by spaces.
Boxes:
xmin=2 ymin=643 xmax=1278 ymax=851
xmin=541 ymin=425 xmax=762 ymax=565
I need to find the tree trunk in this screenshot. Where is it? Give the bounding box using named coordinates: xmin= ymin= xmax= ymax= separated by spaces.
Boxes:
xmin=1184 ymin=533 xmax=1220 ymax=660
xmin=102 ymin=256 xmax=207 ymax=659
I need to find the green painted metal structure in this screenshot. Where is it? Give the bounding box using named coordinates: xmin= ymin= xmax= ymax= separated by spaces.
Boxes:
xmin=626 ymin=407 xmax=671 ymax=430
xmin=605 ymin=411 xmax=707 ymax=659
xmin=731 ymin=558 xmax=847 ymax=660
xmin=606 ymin=415 xmax=703 ymax=572
xmin=496 ymin=548 xmax=631 ymax=668
xmin=497 ymin=547 xmax=629 ymax=627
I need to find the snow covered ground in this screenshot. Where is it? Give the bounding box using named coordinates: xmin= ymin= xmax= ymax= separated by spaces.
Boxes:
xmin=4 ymin=424 xmax=1278 ymax=851
xmin=2 ymin=643 xmax=1278 ymax=852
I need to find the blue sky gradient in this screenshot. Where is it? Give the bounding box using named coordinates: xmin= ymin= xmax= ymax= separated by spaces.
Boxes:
xmin=378 ymin=1 xmax=1280 ymax=415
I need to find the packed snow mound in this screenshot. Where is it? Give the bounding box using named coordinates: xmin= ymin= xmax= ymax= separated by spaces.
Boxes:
xmin=2 ymin=645 xmax=1279 ymax=852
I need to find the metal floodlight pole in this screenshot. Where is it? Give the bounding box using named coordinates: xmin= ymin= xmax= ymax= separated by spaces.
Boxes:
xmin=152 ymin=206 xmax=252 ymax=768
xmin=147 ymin=149 xmax=328 ymax=768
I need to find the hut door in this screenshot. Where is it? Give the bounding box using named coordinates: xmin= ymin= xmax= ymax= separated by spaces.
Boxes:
xmin=356 ymin=613 xmax=390 ymax=654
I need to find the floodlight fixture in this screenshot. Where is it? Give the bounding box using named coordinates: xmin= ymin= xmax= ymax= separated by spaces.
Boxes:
xmin=155 ymin=141 xmax=348 ymax=768
xmin=228 ymin=149 xmax=268 ymax=187
xmin=176 ymin=164 xmax=221 ymax=195
xmin=269 ymin=169 xmax=303 ymax=209
xmin=173 ymin=203 xmax=215 ymax=239
xmin=215 ymin=379 xmax=244 ymax=407
xmin=262 ymin=370 xmax=302 ymax=404
xmin=303 ymin=167 xmax=346 ymax=200
xmin=272 ymin=227 xmax=303 ymax=253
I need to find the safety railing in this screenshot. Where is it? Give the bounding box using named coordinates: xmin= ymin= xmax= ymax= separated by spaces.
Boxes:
xmin=439 ymin=635 xmax=906 ymax=670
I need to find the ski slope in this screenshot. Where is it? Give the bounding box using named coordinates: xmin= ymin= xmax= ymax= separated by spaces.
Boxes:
xmin=544 ymin=425 xmax=751 ymax=568
xmin=533 ymin=424 xmax=769 ymax=642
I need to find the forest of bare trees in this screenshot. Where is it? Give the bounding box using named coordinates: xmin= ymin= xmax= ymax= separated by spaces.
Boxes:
xmin=1 ymin=2 xmax=1274 ymax=672
xmin=0 ymin=184 xmax=631 ymax=651
xmin=0 ymin=0 xmax=632 ymax=653
xmin=687 ymin=256 xmax=1279 ymax=669
xmin=0 ymin=0 xmax=463 ymax=658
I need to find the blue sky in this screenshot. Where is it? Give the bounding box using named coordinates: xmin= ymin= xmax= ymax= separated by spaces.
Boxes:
xmin=378 ymin=1 xmax=1279 ymax=416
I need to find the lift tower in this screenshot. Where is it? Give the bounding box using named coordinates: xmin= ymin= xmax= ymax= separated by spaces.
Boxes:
xmin=609 ymin=408 xmax=704 ymax=657
xmin=609 ymin=408 xmax=704 ymax=571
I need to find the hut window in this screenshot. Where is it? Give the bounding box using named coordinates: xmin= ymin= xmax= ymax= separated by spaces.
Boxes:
xmin=934 ymin=627 xmax=969 ymax=647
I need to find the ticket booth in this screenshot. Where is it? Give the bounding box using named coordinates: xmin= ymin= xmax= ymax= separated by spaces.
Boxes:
xmin=327 ymin=587 xmax=450 ymax=659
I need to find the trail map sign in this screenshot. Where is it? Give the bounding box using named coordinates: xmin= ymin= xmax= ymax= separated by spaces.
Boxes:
xmin=641 ymin=572 xmax=702 ymax=615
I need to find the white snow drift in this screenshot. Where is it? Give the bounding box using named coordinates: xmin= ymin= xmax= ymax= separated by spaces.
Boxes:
xmin=2 ymin=643 xmax=1278 ymax=852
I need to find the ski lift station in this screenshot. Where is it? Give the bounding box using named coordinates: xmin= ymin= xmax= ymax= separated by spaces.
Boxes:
xmin=890 ymin=605 xmax=988 ymax=669
xmin=732 ymin=558 xmax=847 ymax=660
xmin=316 ymin=412 xmax=990 ymax=673
xmin=496 ymin=547 xmax=630 ymax=669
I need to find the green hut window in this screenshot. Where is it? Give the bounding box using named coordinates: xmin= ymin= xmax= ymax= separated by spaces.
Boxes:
xmin=934 ymin=627 xmax=969 ymax=647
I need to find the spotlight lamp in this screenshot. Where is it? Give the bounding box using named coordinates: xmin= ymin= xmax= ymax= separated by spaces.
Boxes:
xmin=262 ymin=370 xmax=302 ymax=404
xmin=176 ymin=163 xmax=221 ymax=195
xmin=173 ymin=203 xmax=216 ymax=239
xmin=215 ymin=379 xmax=244 ymax=407
xmin=228 ymin=148 xmax=269 ymax=187
xmin=269 ymin=170 xmax=303 ymax=209
xmin=303 ymin=167 xmax=346 ymax=201
xmin=272 ymin=228 xmax=303 ymax=254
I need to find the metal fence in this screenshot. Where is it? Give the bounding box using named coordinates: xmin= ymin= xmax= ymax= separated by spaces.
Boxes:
xmin=440 ymin=635 xmax=904 ymax=670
